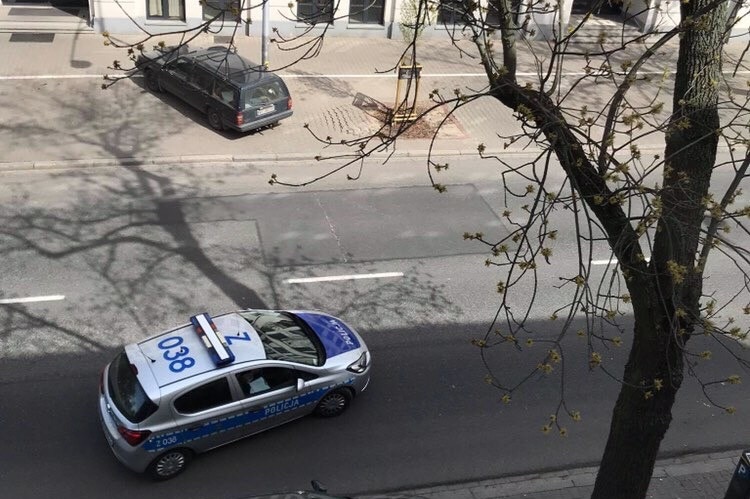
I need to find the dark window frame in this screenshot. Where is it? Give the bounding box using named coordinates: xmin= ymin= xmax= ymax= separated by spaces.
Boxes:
xmin=167 ymin=57 xmax=193 ymax=80
xmin=235 ymin=367 xmax=298 ymax=398
xmin=348 ymin=0 xmax=385 ymax=24
xmin=202 ymin=0 xmax=243 ymax=22
xmin=192 ymin=67 xmax=216 ymax=93
xmin=296 ymin=0 xmax=335 ymax=25
xmin=437 ymin=0 xmax=470 ymax=25
xmin=173 ymin=377 xmax=233 ymax=414
xmin=146 ymin=0 xmax=186 ymax=20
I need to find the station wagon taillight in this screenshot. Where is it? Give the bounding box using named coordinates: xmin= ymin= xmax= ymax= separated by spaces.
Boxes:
xmin=287 ymin=96 xmax=293 ymax=110
xmin=117 ymin=426 xmax=151 ymax=446
xmin=236 ymin=112 xmax=244 ymax=126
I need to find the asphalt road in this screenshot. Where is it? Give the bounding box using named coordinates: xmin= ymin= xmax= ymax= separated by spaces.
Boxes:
xmin=0 ymin=157 xmax=748 ymax=499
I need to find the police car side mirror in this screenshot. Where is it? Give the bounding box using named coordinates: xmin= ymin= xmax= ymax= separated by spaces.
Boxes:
xmin=296 ymin=378 xmax=305 ymax=391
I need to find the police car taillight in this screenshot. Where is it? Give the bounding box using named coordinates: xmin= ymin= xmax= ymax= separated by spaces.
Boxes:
xmin=346 ymin=351 xmax=370 ymax=373
xmin=117 ymin=426 xmax=151 ymax=446
xmin=236 ymin=112 xmax=244 ymax=126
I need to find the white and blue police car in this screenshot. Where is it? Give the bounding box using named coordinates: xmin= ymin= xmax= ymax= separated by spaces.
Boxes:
xmin=98 ymin=309 xmax=371 ymax=480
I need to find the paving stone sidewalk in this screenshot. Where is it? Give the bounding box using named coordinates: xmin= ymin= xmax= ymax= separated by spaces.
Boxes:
xmin=359 ymin=449 xmax=744 ymax=499
xmin=1 ymin=31 xmax=748 ymax=170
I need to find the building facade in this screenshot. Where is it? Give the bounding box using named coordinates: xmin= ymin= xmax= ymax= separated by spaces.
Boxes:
xmin=16 ymin=0 xmax=746 ymax=40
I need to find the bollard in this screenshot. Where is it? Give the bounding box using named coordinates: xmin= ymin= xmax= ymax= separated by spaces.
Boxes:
xmin=725 ymin=450 xmax=750 ymax=499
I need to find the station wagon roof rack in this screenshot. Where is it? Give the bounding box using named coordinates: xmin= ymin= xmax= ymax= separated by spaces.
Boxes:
xmin=190 ymin=313 xmax=235 ymax=366
xmin=190 ymin=48 xmax=267 ymax=81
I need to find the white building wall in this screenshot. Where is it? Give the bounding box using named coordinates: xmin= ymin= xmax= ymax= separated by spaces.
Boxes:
xmin=90 ymin=0 xmax=750 ymax=38
xmin=519 ymin=0 xmax=564 ymax=40
xmin=728 ymin=0 xmax=750 ymax=38
xmin=93 ymin=0 xmax=400 ymax=35
xmin=627 ymin=0 xmax=750 ymax=37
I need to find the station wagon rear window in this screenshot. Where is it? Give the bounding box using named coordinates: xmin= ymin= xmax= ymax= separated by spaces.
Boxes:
xmin=242 ymin=81 xmax=286 ymax=109
xmin=239 ymin=311 xmax=323 ymax=366
xmin=108 ymin=351 xmax=158 ymax=423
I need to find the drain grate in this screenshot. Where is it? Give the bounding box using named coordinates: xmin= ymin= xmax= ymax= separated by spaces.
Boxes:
xmin=8 ymin=7 xmax=80 ymax=16
xmin=9 ymin=33 xmax=56 ymax=43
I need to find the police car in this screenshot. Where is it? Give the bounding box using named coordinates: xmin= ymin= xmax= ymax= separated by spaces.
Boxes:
xmin=98 ymin=310 xmax=371 ymax=480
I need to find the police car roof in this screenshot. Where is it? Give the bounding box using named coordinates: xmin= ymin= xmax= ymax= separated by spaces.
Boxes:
xmin=137 ymin=312 xmax=266 ymax=388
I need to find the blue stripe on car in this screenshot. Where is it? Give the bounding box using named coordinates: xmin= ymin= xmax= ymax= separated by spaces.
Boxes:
xmin=142 ymin=382 xmax=350 ymax=452
xmin=295 ymin=313 xmax=361 ymax=357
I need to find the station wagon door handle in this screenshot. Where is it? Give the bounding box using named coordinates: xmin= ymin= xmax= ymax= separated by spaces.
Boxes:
xmin=187 ymin=424 xmax=204 ymax=431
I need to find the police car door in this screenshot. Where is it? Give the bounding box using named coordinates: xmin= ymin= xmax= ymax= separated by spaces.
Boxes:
xmin=233 ymin=365 xmax=309 ymax=435
xmin=169 ymin=374 xmax=249 ymax=453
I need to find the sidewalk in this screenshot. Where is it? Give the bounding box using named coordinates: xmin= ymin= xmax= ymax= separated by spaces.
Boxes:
xmin=362 ymin=448 xmax=742 ymax=499
xmin=0 ymin=31 xmax=517 ymax=169
xmin=0 ymin=30 xmax=747 ymax=170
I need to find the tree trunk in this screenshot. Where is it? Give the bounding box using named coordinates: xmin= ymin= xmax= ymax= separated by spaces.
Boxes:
xmin=590 ymin=300 xmax=685 ymax=499
xmin=590 ymin=0 xmax=725 ymax=496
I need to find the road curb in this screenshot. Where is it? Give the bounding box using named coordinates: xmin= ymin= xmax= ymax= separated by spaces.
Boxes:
xmin=0 ymin=148 xmax=502 ymax=173
xmin=357 ymin=448 xmax=743 ymax=499
xmin=1 ymin=139 xmax=723 ymax=173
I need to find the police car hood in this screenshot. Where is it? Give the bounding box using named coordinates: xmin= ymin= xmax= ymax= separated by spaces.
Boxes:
xmin=292 ymin=312 xmax=362 ymax=358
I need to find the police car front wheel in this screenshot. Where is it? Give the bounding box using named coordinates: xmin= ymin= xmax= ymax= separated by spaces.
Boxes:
xmin=148 ymin=448 xmax=193 ymax=480
xmin=314 ymin=389 xmax=351 ymax=417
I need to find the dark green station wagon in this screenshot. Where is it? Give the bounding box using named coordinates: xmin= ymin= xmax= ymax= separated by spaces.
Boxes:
xmin=138 ymin=45 xmax=293 ymax=133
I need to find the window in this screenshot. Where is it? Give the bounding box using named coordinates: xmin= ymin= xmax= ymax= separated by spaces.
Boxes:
xmin=214 ymin=80 xmax=238 ymax=107
xmin=174 ymin=378 xmax=233 ymax=414
xmin=240 ymin=311 xmax=324 ymax=366
xmin=168 ymin=58 xmax=193 ymax=79
xmin=202 ymin=0 xmax=242 ymax=22
xmin=193 ymin=68 xmax=216 ymax=93
xmin=296 ymin=0 xmax=334 ymax=24
xmin=147 ymin=0 xmax=185 ymax=20
xmin=483 ymin=0 xmax=521 ymax=28
xmin=107 ymin=351 xmax=158 ymax=423
xmin=242 ymin=81 xmax=285 ymax=109
xmin=485 ymin=0 xmax=500 ymax=26
xmin=437 ymin=0 xmax=469 ymax=24
xmin=235 ymin=367 xmax=298 ymax=398
xmin=349 ymin=0 xmax=384 ymax=24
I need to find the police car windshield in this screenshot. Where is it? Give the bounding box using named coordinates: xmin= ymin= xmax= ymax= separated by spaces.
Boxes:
xmin=107 ymin=351 xmax=158 ymax=423
xmin=239 ymin=311 xmax=323 ymax=366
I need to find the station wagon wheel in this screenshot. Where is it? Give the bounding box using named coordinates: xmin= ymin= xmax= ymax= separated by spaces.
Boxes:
xmin=148 ymin=448 xmax=193 ymax=480
xmin=144 ymin=69 xmax=160 ymax=92
xmin=207 ymin=107 xmax=224 ymax=131
xmin=315 ymin=389 xmax=351 ymax=418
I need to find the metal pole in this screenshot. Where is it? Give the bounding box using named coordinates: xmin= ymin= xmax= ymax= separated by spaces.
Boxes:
xmin=261 ymin=0 xmax=270 ymax=69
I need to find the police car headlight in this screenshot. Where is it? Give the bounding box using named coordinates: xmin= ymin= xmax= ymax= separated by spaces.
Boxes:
xmin=346 ymin=352 xmax=370 ymax=373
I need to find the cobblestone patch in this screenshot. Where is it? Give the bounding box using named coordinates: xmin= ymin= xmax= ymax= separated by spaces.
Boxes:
xmin=305 ymin=103 xmax=467 ymax=142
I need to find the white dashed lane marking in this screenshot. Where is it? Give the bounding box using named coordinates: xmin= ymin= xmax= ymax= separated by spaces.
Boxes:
xmin=285 ymin=272 xmax=404 ymax=284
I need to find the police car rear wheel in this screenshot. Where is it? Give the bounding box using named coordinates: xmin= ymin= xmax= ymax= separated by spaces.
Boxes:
xmin=148 ymin=448 xmax=192 ymax=480
xmin=315 ymin=389 xmax=350 ymax=417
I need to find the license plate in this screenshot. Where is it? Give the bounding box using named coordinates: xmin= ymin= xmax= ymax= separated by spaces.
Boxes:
xmin=257 ymin=104 xmax=275 ymax=116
